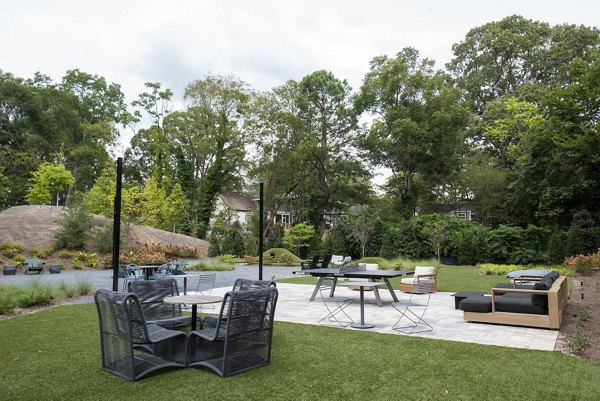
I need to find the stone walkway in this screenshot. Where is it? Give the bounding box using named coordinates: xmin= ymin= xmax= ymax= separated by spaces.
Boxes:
xmin=1 ymin=267 xmax=558 ymax=351
xmin=210 ymin=283 xmax=559 ymax=351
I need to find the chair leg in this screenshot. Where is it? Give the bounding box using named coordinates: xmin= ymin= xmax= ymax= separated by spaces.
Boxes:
xmin=318 ymin=298 xmax=354 ymax=327
xmin=391 ymin=292 xmax=433 ymax=334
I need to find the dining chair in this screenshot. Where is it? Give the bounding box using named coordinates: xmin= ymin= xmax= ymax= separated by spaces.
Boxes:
xmin=122 ymin=264 xmax=144 ymax=291
xmin=94 ymin=289 xmax=187 ymax=381
xmin=187 ymin=287 xmax=279 ymax=377
xmin=391 ymin=280 xmax=434 ymax=334
xmin=318 ymin=277 xmax=354 ymax=327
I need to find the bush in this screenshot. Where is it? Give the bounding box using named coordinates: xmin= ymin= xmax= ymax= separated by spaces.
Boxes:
xmin=477 ymin=263 xmax=571 ymax=277
xmin=222 ymin=229 xmax=245 ymax=257
xmin=58 ymin=249 xmax=76 ymax=258
xmin=17 ymin=282 xmax=52 ymax=307
xmin=9 ymin=255 xmax=26 ymax=266
xmin=54 ymin=207 xmax=93 ymax=249
xmin=216 ymin=254 xmax=239 ymax=264
xmin=564 ymin=249 xmax=600 ymax=273
xmin=119 ymin=247 xmax=168 ymax=265
xmin=31 ymin=247 xmax=53 ymax=258
xmin=71 ymin=258 xmax=83 ymax=270
xmin=262 ymin=248 xmax=301 ymax=264
xmin=0 ymin=242 xmax=24 ymax=258
xmin=186 ymin=260 xmax=234 ymax=271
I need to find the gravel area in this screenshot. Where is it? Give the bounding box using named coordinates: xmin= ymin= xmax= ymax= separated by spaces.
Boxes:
xmin=0 ymin=264 xmax=300 ymax=304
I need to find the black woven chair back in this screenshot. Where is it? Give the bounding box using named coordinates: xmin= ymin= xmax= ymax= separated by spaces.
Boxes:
xmin=320 ymin=254 xmax=333 ymax=269
xmin=128 ymin=278 xmax=182 ymax=321
xmin=233 ymin=278 xmax=276 ymax=291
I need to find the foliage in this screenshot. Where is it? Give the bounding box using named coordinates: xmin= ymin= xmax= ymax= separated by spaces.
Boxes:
xmin=221 ymin=228 xmax=245 ymax=257
xmin=477 ymin=263 xmax=571 ymax=277
xmin=31 ymin=247 xmax=53 ymax=258
xmin=118 ymin=247 xmax=169 ymax=265
xmin=215 ymin=254 xmax=240 ymax=264
xmin=564 ymin=249 xmax=600 ymax=274
xmin=185 ymin=260 xmax=234 ymax=271
xmin=0 ymin=242 xmax=24 ymax=258
xmin=26 ymin=162 xmax=75 ymax=206
xmin=262 ymin=248 xmax=302 ymax=264
xmin=8 ymin=255 xmax=26 ymax=266
xmin=54 ymin=206 xmax=93 ymax=250
xmin=282 ymin=223 xmax=316 ymax=256
xmin=0 ymin=280 xmax=94 ymax=314
xmin=71 ymin=258 xmax=83 ymax=270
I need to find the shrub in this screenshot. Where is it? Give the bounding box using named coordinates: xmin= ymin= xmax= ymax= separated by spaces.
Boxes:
xmin=262 ymin=248 xmax=301 ymax=264
xmin=9 ymin=255 xmax=26 ymax=266
xmin=477 ymin=263 xmax=571 ymax=277
xmin=17 ymin=282 xmax=52 ymax=307
xmin=222 ymin=229 xmax=245 ymax=257
xmin=54 ymin=206 xmax=93 ymax=249
xmin=84 ymin=253 xmax=98 ymax=268
xmin=216 ymin=254 xmax=239 ymax=264
xmin=564 ymin=249 xmax=600 ymax=273
xmin=31 ymin=247 xmax=53 ymax=258
xmin=186 ymin=260 xmax=234 ymax=271
xmin=71 ymin=258 xmax=83 ymax=270
xmin=58 ymin=249 xmax=76 ymax=258
xmin=119 ymin=247 xmax=168 ymax=265
xmin=0 ymin=242 xmax=24 ymax=258
xmin=76 ymin=281 xmax=93 ymax=295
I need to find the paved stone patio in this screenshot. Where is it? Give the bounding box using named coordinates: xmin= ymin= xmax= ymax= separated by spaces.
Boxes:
xmin=211 ymin=283 xmax=559 ymax=351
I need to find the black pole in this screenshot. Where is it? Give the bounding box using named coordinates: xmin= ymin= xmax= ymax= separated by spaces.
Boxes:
xmin=258 ymin=182 xmax=264 ymax=280
xmin=111 ymin=157 xmax=123 ymax=292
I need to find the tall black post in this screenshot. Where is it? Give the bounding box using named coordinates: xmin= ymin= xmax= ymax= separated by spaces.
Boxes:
xmin=258 ymin=182 xmax=264 ymax=280
xmin=111 ymin=157 xmax=123 ymax=292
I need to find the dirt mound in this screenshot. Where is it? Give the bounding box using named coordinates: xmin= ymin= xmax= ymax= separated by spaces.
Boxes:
xmin=0 ymin=205 xmax=208 ymax=257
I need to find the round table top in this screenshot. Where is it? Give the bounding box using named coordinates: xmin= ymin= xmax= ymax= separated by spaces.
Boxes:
xmin=163 ymin=294 xmax=223 ymax=305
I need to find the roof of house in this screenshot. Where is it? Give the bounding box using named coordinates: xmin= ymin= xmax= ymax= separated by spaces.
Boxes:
xmin=219 ymin=192 xmax=257 ymax=211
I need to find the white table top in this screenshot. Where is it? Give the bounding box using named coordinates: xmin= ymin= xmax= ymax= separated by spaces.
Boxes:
xmin=163 ymin=294 xmax=223 ymax=305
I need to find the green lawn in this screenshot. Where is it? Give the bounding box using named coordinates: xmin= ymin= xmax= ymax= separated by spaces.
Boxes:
xmin=277 ymin=265 xmax=514 ymax=293
xmin=1 ymin=303 xmax=599 ymax=400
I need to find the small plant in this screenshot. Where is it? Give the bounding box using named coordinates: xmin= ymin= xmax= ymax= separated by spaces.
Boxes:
xmin=216 ymin=254 xmax=238 ymax=264
xmin=9 ymin=255 xmax=26 ymax=266
xmin=577 ymin=304 xmax=591 ymax=323
xmin=570 ymin=329 xmax=588 ymax=352
xmin=71 ymin=258 xmax=83 ymax=270
xmin=58 ymin=281 xmax=76 ymax=298
xmin=17 ymin=282 xmax=52 ymax=307
xmin=58 ymin=249 xmax=75 ymax=258
xmin=31 ymin=247 xmax=53 ymax=258
xmin=76 ymin=281 xmax=93 ymax=296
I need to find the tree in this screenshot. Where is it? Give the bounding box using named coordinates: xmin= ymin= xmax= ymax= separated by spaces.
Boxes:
xmin=297 ymin=70 xmax=370 ymax=235
xmin=349 ymin=212 xmax=374 ymax=258
xmin=26 ymin=162 xmax=75 ymax=206
xmin=448 ymin=15 xmax=600 ymax=113
xmin=355 ymin=48 xmax=470 ymax=217
xmin=180 ymin=74 xmax=249 ymax=238
xmin=283 ymin=223 xmax=316 ymax=256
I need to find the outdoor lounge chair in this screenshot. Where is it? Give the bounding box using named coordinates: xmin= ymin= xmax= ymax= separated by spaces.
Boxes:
xmin=399 ymin=266 xmax=437 ymax=293
xmin=187 ymin=287 xmax=279 ymax=377
xmin=459 ymin=271 xmax=567 ymax=329
xmin=127 ymin=278 xmax=192 ymax=330
xmin=94 ymin=289 xmax=187 ymax=381
xmin=24 ymin=258 xmax=44 ymax=274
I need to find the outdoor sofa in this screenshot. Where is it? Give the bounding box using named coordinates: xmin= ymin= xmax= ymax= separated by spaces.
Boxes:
xmin=459 ymin=271 xmax=567 ymax=329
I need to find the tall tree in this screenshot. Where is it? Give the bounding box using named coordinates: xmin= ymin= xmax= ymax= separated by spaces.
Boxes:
xmin=355 ymin=48 xmax=470 ymax=217
xmin=298 ymin=70 xmax=369 ymax=235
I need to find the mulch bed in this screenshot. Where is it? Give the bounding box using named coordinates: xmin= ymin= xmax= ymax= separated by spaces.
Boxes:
xmin=556 ymin=269 xmax=600 ymax=362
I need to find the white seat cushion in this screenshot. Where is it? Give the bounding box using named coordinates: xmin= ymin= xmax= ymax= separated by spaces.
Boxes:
xmin=401 ymin=277 xmax=434 ymax=285
xmin=414 ymin=266 xmax=435 ymax=277
xmin=364 ymin=263 xmax=379 ymax=271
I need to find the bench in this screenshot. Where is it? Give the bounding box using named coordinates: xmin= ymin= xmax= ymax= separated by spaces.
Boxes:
xmin=460 ymin=274 xmax=568 ymax=329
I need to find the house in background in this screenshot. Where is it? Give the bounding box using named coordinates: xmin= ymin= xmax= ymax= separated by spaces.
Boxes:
xmin=212 ymin=192 xmax=293 ymax=228
xmin=415 ymin=203 xmax=475 ymax=222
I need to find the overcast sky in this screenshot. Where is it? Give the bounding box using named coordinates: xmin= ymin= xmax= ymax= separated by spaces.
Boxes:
xmin=2 ymin=0 xmax=599 ymax=154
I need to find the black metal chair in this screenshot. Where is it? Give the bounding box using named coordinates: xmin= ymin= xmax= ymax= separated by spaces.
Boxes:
xmin=187 ymin=287 xmax=279 ymax=377
xmin=202 ymin=278 xmax=276 ymax=328
xmin=391 ymin=280 xmax=434 ymax=334
xmin=128 ymin=278 xmax=192 ymax=330
xmin=318 ymin=277 xmax=354 ymax=327
xmin=301 ymin=254 xmax=321 ymax=270
xmin=320 ymin=254 xmax=333 ymax=269
xmin=94 ymin=289 xmax=187 ymax=381
xmin=122 ymin=264 xmax=144 ymax=291
xmin=150 ymin=263 xmax=176 ymax=280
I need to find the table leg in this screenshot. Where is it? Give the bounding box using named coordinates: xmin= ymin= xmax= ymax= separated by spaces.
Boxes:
xmin=330 ymin=277 xmax=338 ymax=297
xmin=383 ymin=278 xmax=399 ymax=302
xmin=310 ymin=277 xmax=325 ymax=302
xmin=191 ymin=304 xmax=198 ymax=331
xmin=183 ymin=277 xmax=188 ymax=295
xmin=351 ymin=287 xmax=375 ymax=329
xmin=373 ymin=285 xmax=382 ymax=307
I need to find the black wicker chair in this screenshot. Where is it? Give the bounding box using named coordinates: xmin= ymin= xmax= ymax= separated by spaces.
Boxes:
xmin=94 ymin=289 xmax=188 ymax=381
xmin=187 ymin=287 xmax=278 ymax=377
xmin=128 ymin=278 xmax=192 ymax=330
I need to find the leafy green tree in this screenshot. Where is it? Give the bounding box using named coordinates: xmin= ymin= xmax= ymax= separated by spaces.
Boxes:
xmin=355 ymin=48 xmax=470 ymax=217
xmin=222 ymin=227 xmax=246 ymax=257
xmin=448 ymin=15 xmax=600 ymax=113
xmin=297 ymin=70 xmax=370 ymax=235
xmin=164 ymin=183 xmax=190 ymax=233
xmin=54 ymin=206 xmax=93 ymax=250
xmin=283 ymin=222 xmax=316 ymax=256
xmin=26 ymin=162 xmax=75 ymax=206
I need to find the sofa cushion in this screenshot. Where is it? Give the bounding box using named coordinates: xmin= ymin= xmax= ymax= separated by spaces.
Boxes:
xmin=531 ymin=277 xmax=552 ymax=307
xmin=495 ymin=296 xmax=547 ymax=315
xmin=401 ymin=277 xmax=434 ymax=285
xmin=493 ymin=283 xmax=535 ymax=295
xmin=545 ymin=271 xmax=560 ymax=282
xmin=459 ymin=296 xmax=492 ymax=313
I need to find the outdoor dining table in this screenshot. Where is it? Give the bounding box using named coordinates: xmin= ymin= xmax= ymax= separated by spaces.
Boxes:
xmin=338 ymin=281 xmax=386 ymax=329
xmin=138 ymin=265 xmax=161 ymax=280
xmin=163 ymin=294 xmax=222 ymax=331
xmin=302 ymin=268 xmax=415 ymax=306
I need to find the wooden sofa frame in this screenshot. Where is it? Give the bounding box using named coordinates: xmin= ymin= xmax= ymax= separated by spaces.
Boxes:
xmin=463 ymin=275 xmax=568 ymax=329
